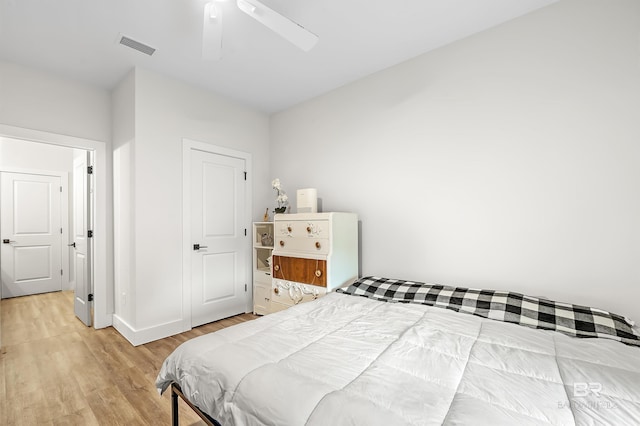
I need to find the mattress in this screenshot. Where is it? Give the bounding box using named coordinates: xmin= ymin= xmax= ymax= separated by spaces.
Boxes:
xmin=156 ymin=290 xmax=640 ymax=425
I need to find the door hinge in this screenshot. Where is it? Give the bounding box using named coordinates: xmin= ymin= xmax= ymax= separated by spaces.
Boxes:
xmin=244 ymin=228 xmax=247 ymax=236
xmin=244 ymin=171 xmax=247 ymax=181
xmin=61 ymin=269 xmax=63 ymax=276
xmin=245 ymin=284 xmax=247 ymax=292
xmin=88 ymin=294 xmax=94 ymax=302
xmin=60 ymin=228 xmax=63 ymax=234
xmin=60 ymin=186 xmax=63 ymax=192
xmin=88 ymin=230 xmax=93 ymax=238
xmin=87 ymin=165 xmax=94 ymax=175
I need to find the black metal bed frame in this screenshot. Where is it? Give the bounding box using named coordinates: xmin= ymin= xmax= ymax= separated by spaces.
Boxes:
xmin=171 ymin=383 xmax=222 ymax=426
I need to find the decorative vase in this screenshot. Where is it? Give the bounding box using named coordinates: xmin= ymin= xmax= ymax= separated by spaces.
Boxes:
xmin=261 ymin=233 xmax=273 ymax=246
xmin=274 ymin=207 xmax=286 ymax=214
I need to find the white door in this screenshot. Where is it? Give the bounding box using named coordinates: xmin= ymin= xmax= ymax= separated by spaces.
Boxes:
xmin=71 ymin=151 xmax=92 ymax=326
xmin=190 ymin=149 xmax=247 ymax=327
xmin=1 ymin=172 xmax=62 ymax=298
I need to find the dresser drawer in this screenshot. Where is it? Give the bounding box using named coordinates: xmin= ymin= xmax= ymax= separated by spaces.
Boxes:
xmin=274 ymin=237 xmax=329 ymax=255
xmin=276 ymin=220 xmax=328 ymax=238
xmin=272 ymin=255 xmax=326 ymax=287
xmin=272 ymin=279 xmax=327 ymax=307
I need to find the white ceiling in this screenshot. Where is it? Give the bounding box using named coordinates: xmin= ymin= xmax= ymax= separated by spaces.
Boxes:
xmin=0 ymin=0 xmax=558 ymax=113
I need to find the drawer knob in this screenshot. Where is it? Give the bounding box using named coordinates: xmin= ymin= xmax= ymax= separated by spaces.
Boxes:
xmin=287 ymin=226 xmax=292 ymax=232
xmin=315 ymin=270 xmax=322 ymax=277
xmin=315 ymin=241 xmax=321 ymax=249
xmin=306 ymin=226 xmax=312 ymax=233
xmin=279 ymin=240 xmax=285 ymax=247
xmin=274 ymin=287 xmax=279 ymax=294
xmin=274 ymin=265 xmax=280 ymax=271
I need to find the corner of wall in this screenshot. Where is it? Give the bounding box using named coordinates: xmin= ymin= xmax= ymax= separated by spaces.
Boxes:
xmin=111 ymin=67 xmax=137 ymax=328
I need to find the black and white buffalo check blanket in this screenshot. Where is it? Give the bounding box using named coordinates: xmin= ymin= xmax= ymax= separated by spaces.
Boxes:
xmin=337 ymin=276 xmax=640 ymax=347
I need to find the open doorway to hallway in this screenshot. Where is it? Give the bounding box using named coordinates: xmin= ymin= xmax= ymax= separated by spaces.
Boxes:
xmin=0 ymin=137 xmax=94 ymax=327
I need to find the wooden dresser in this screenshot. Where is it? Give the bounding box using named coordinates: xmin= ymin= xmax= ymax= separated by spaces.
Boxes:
xmin=270 ymin=212 xmax=358 ymax=312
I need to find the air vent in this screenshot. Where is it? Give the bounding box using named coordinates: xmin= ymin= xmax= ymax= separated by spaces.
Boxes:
xmin=118 ymin=34 xmax=156 ymax=56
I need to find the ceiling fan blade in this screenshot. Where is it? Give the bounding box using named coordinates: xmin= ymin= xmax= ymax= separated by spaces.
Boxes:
xmin=202 ymin=2 xmax=223 ymax=60
xmin=236 ymin=0 xmax=318 ymax=51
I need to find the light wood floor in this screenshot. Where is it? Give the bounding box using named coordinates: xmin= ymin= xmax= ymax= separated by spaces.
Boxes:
xmin=0 ymin=291 xmax=257 ymax=425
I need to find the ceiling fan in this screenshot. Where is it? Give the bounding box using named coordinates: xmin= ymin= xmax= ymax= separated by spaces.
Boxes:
xmin=202 ymin=0 xmax=319 ymax=60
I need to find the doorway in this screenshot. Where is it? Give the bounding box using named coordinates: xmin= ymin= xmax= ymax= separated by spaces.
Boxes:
xmin=0 ymin=139 xmax=93 ymax=326
xmin=0 ymin=124 xmax=111 ymax=330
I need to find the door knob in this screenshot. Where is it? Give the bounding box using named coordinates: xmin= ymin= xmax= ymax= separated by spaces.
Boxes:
xmin=193 ymin=244 xmax=208 ymax=251
xmin=2 ymin=239 xmax=16 ymax=244
xmin=68 ymin=242 xmax=76 ymax=248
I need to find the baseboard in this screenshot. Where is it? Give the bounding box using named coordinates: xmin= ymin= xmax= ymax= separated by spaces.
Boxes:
xmin=112 ymin=315 xmax=190 ymax=346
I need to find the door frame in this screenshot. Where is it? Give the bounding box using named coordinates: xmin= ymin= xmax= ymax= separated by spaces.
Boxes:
xmin=0 ymin=168 xmax=69 ymax=296
xmin=0 ymin=124 xmax=112 ymax=329
xmin=182 ymin=138 xmax=252 ymax=330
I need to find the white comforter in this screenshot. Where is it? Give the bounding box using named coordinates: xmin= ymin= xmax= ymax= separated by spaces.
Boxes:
xmin=156 ymin=292 xmax=640 ymax=425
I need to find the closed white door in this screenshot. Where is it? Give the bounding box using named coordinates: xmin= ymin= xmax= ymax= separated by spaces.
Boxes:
xmin=1 ymin=172 xmax=62 ymax=298
xmin=71 ymin=151 xmax=92 ymax=326
xmin=190 ymin=149 xmax=247 ymax=327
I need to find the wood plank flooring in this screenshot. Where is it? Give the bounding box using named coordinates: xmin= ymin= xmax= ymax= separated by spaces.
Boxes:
xmin=0 ymin=291 xmax=257 ymax=425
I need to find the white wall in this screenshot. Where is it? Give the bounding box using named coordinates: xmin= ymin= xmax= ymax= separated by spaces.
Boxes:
xmin=112 ymin=67 xmax=270 ymax=344
xmin=0 ymin=61 xmax=111 ymax=142
xmin=0 ymin=137 xmax=74 ymax=172
xmin=271 ymin=0 xmax=640 ymax=321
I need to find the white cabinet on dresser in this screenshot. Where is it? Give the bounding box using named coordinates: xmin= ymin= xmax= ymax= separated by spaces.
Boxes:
xmin=271 ymin=212 xmax=358 ymax=312
xmin=252 ymin=222 xmax=274 ymax=315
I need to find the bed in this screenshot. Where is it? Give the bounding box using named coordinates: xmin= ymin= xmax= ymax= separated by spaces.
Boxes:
xmin=156 ymin=276 xmax=640 ymax=425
